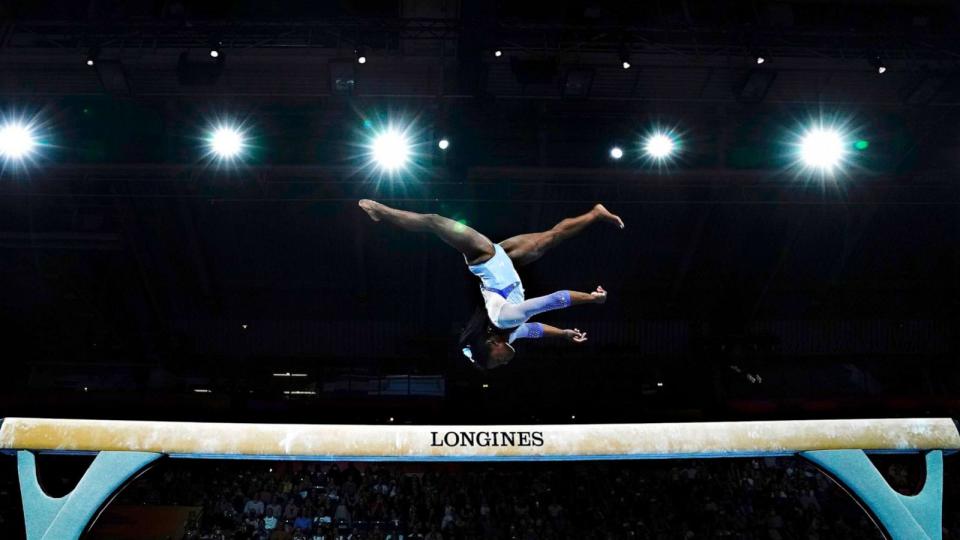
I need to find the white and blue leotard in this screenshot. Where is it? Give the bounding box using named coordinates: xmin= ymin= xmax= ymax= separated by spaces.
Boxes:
xmin=467 ymin=244 xmax=573 ymax=343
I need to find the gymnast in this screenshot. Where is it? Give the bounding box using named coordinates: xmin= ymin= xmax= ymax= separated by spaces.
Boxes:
xmin=359 ymin=199 xmax=624 ymax=369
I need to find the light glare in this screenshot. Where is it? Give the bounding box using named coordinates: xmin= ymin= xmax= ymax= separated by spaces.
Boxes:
xmin=372 ymin=129 xmax=410 ymax=171
xmin=0 ymin=123 xmax=37 ymax=159
xmin=609 ymin=146 xmax=623 ymax=159
xmin=438 ymin=138 xmax=450 ymax=150
xmin=800 ymin=128 xmax=845 ymax=170
xmin=622 ymin=61 xmax=631 ymax=70
xmin=644 ymin=133 xmax=675 ymax=159
xmin=209 ymin=127 xmax=244 ymax=158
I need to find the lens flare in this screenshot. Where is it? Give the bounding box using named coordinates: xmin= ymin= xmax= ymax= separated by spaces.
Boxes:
xmin=199 ymin=119 xmax=255 ymax=167
xmin=799 ymin=128 xmax=845 ymax=171
xmin=0 ymin=122 xmax=37 ymax=160
xmin=209 ymin=126 xmax=245 ymax=158
xmin=371 ymin=129 xmax=411 ymax=171
xmin=643 ymin=133 xmax=675 ymax=159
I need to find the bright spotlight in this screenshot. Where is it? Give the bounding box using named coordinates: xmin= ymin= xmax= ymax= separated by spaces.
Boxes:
xmin=438 ymin=138 xmax=450 ymax=150
xmin=870 ymin=55 xmax=886 ymax=74
xmin=494 ymin=50 xmax=502 ymax=57
xmin=358 ymin=55 xmax=367 ymax=64
xmin=643 ymin=133 xmax=675 ymax=159
xmin=372 ymin=129 xmax=411 ymax=171
xmin=799 ymin=128 xmax=845 ymax=171
xmin=752 ymin=48 xmax=767 ymax=65
xmin=0 ymin=122 xmax=37 ymax=160
xmin=209 ymin=127 xmax=244 ymax=158
xmin=209 ymin=49 xmax=220 ymax=58
xmin=85 ymin=46 xmax=100 ymax=67
xmin=609 ymin=146 xmax=624 ymax=159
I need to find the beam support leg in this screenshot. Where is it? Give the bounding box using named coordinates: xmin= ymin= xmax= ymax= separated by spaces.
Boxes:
xmin=802 ymin=449 xmax=943 ymax=540
xmin=18 ymin=450 xmax=162 ymax=540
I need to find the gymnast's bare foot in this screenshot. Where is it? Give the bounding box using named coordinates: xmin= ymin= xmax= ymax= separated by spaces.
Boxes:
xmin=359 ymin=199 xmax=387 ymax=222
xmin=593 ymin=204 xmax=625 ymax=229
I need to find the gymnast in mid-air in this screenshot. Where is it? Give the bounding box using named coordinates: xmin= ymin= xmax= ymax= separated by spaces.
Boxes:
xmin=359 ymin=200 xmax=624 ymax=370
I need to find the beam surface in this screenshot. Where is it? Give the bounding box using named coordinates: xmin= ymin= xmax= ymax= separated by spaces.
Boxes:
xmin=1 ymin=417 xmax=957 ymax=461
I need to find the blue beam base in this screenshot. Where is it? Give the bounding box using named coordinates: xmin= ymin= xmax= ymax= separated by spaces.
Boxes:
xmin=18 ymin=450 xmax=162 ymax=540
xmin=802 ymin=449 xmax=943 ymax=540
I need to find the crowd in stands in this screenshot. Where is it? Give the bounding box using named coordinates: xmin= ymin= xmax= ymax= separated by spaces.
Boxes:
xmin=115 ymin=457 xmax=893 ymax=539
xmin=5 ymin=453 xmax=958 ymax=539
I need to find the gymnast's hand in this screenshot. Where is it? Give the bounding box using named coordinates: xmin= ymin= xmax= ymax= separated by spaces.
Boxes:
xmin=590 ymin=286 xmax=607 ymax=304
xmin=562 ymin=328 xmax=588 ymax=343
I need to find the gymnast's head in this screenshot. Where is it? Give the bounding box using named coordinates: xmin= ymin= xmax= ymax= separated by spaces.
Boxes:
xmin=459 ymin=306 xmax=516 ymax=369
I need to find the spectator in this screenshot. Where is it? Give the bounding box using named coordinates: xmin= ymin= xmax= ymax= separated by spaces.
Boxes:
xmin=283 ymin=499 xmax=300 ymax=520
xmin=263 ymin=507 xmax=279 ymax=532
xmin=244 ymin=494 xmax=265 ymax=517
xmin=271 ymin=523 xmax=294 ymax=540
xmin=293 ymin=510 xmax=312 ymax=531
xmin=266 ymin=496 xmax=282 ymax=518
xmin=334 ymin=499 xmax=351 ymax=526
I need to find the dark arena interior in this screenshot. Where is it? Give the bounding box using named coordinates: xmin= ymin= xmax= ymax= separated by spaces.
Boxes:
xmin=1 ymin=0 xmax=960 ymax=539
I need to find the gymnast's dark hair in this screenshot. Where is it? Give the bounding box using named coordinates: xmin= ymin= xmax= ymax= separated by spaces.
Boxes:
xmin=459 ymin=304 xmax=515 ymax=370
xmin=459 ymin=304 xmax=493 ymax=370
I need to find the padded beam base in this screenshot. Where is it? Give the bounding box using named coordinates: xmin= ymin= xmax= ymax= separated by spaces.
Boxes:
xmin=18 ymin=450 xmax=161 ymax=540
xmin=802 ymin=449 xmax=943 ymax=540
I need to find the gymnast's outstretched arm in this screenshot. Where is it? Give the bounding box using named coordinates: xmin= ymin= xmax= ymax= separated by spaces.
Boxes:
xmin=497 ymin=286 xmax=607 ymax=328
xmin=510 ymin=323 xmax=588 ymax=343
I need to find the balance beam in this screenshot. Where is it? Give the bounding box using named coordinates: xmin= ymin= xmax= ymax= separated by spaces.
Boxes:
xmin=0 ymin=416 xmax=957 ymax=459
xmin=1 ymin=417 xmax=957 ymax=540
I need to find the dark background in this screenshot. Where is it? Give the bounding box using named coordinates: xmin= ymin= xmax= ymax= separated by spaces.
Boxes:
xmin=0 ymin=0 xmax=958 ymax=426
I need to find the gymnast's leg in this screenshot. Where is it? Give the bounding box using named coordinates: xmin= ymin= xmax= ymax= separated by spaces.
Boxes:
xmin=500 ymin=204 xmax=624 ymax=266
xmin=359 ymin=199 xmax=495 ymax=265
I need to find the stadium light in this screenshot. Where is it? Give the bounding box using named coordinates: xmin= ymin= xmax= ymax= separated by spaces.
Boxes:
xmin=208 ymin=126 xmax=245 ymax=159
xmin=870 ymin=55 xmax=886 ymax=74
xmin=371 ymin=129 xmax=411 ymax=171
xmin=85 ymin=46 xmax=100 ymax=67
xmin=752 ymin=48 xmax=767 ymax=65
xmin=619 ymin=47 xmax=631 ymax=70
xmin=643 ymin=133 xmax=676 ymax=159
xmin=799 ymin=128 xmax=845 ymax=171
xmin=0 ymin=122 xmax=37 ymax=160
xmin=209 ymin=38 xmax=223 ymax=59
